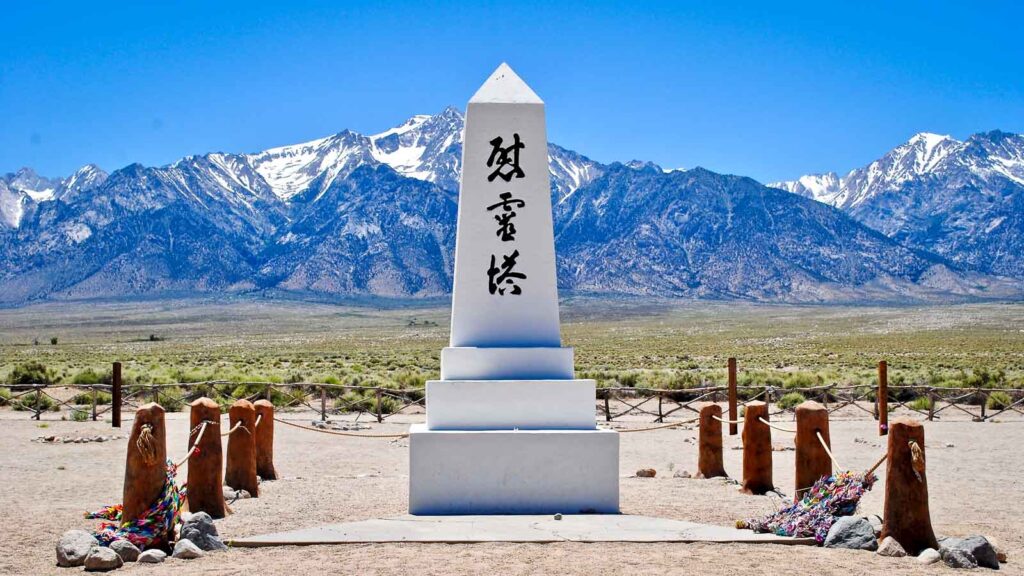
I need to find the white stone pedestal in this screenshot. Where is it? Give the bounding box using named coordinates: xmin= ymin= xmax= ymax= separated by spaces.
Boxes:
xmin=409 ymin=425 xmax=619 ymax=515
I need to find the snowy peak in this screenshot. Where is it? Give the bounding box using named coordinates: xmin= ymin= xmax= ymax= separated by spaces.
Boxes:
xmin=59 ymin=164 xmax=109 ymax=198
xmin=3 ymin=167 xmax=61 ymax=202
xmin=370 ymin=106 xmax=464 ymax=189
xmin=246 ymin=130 xmax=376 ymax=200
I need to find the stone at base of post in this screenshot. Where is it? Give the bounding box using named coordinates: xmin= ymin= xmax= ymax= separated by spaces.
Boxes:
xmin=880 ymin=418 xmax=938 ymax=555
xmin=794 ymin=400 xmax=831 ymax=501
xmin=187 ymin=397 xmax=226 ymax=518
xmin=740 ymin=401 xmax=773 ymax=495
xmin=254 ymin=400 xmax=277 ymax=481
xmin=225 ymin=400 xmax=259 ymax=497
xmin=124 ymin=403 xmax=168 ymax=550
xmin=696 ymin=403 xmax=727 ymax=479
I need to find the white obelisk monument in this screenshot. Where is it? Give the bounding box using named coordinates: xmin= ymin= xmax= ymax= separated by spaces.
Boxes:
xmin=408 ymin=64 xmax=619 ymax=514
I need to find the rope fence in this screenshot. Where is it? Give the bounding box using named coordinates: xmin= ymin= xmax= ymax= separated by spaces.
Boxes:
xmin=5 ymin=360 xmax=1024 ymax=427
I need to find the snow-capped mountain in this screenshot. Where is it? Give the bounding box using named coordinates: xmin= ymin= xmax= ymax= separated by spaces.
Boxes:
xmin=1 ymin=112 xmax=1019 ymax=305
xmin=771 ymin=130 xmax=1024 ymax=277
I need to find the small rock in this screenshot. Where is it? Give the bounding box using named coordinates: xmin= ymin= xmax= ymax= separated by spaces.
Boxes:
xmin=918 ymin=548 xmax=941 ymax=564
xmin=83 ymin=547 xmax=123 ymax=571
xmin=771 ymin=444 xmax=794 ymax=452
xmin=56 ymin=529 xmax=98 ymax=567
xmin=945 ymin=443 xmax=955 ymax=448
xmin=940 ymin=535 xmax=1000 ymax=570
xmin=867 ymin=514 xmax=883 ymax=537
xmin=941 ymin=546 xmax=979 ymax=569
xmin=223 ymin=486 xmax=251 ymax=499
xmin=110 ymin=539 xmax=140 ymax=562
xmin=673 ymin=469 xmax=691 ymax=479
xmin=180 ymin=511 xmax=227 ymax=552
xmin=553 ymin=513 xmax=562 ymax=520
xmin=877 ymin=536 xmax=907 ymax=557
xmin=137 ymin=549 xmax=167 ymax=563
xmin=172 ymin=538 xmax=205 ymax=559
xmin=635 ymin=468 xmax=656 ymax=478
xmin=824 ymin=517 xmax=878 ymax=551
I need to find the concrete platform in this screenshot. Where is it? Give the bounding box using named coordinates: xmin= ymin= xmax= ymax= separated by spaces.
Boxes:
xmin=230 ymin=514 xmax=816 ymax=546
xmin=409 ymin=424 xmax=619 ymax=514
xmin=425 ymin=379 xmax=596 ymax=430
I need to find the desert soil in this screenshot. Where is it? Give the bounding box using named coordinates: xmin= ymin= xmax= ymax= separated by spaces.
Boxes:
xmin=1 ymin=409 xmax=1020 ymax=575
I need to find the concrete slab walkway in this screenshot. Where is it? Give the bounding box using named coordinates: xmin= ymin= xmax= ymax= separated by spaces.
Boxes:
xmin=230 ymin=515 xmax=816 ymax=546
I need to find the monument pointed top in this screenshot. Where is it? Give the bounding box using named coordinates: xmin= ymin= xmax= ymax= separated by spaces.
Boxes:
xmin=469 ymin=63 xmax=544 ymax=105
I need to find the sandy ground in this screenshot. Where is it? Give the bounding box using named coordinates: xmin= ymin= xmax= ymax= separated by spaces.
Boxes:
xmin=1 ymin=409 xmax=1021 ymax=576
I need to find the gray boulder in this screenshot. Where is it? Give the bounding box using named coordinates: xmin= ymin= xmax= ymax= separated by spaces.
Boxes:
xmin=110 ymin=539 xmax=140 ymax=562
xmin=877 ymin=536 xmax=907 ymax=557
xmin=172 ymin=538 xmax=205 ymax=559
xmin=919 ymin=548 xmax=941 ymax=564
xmin=56 ymin=529 xmax=98 ymax=567
xmin=137 ymin=549 xmax=167 ymax=563
xmin=941 ymin=535 xmax=1000 ymax=570
xmin=83 ymin=547 xmax=123 ymax=571
xmin=180 ymin=511 xmax=228 ymax=551
xmin=824 ymin=516 xmax=878 ymax=551
xmin=942 ymin=546 xmax=979 ymax=569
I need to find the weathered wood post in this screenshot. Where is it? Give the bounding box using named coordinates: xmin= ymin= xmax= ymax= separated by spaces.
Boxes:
xmin=111 ymin=362 xmax=122 ymax=428
xmin=376 ymin=387 xmax=383 ymax=423
xmin=33 ymin=387 xmax=42 ymax=420
xmin=927 ymin=388 xmax=936 ymax=421
xmin=696 ymin=403 xmax=727 ymax=479
xmin=740 ymin=401 xmax=773 ymax=495
xmin=880 ymin=418 xmax=938 ymax=555
xmin=657 ymin=393 xmax=664 ymax=423
xmin=186 ymin=398 xmax=226 ymax=518
xmin=320 ymin=386 xmax=327 ymax=422
xmin=878 ymin=360 xmax=889 ymax=436
xmin=794 ymin=401 xmax=831 ymax=501
xmin=91 ymin=385 xmax=98 ymax=421
xmin=225 ymin=399 xmax=259 ymax=497
xmin=151 ymin=385 xmax=159 ymax=405
xmin=254 ymin=399 xmax=278 ymax=481
xmin=604 ymin=390 xmax=611 ymax=422
xmin=727 ymin=357 xmax=738 ymax=436
xmin=124 ymin=403 xmax=169 ymax=549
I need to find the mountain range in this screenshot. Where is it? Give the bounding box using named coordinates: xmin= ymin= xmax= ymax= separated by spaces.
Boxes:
xmin=1 ymin=108 xmax=1020 ymax=305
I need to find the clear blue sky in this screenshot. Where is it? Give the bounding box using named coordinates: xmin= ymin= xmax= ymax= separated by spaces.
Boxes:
xmin=2 ymin=1 xmax=1021 ymax=183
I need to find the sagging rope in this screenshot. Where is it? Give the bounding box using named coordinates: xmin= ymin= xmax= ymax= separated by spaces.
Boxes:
xmin=255 ymin=413 xmax=262 ymax=428
xmin=711 ymin=414 xmax=742 ymax=425
xmin=174 ymin=420 xmax=211 ymax=468
xmin=274 ymin=417 xmax=410 ymax=439
xmin=816 ymin=430 xmax=842 ymax=471
xmin=909 ymin=439 xmax=925 ymax=482
xmin=221 ymin=420 xmax=250 ymax=437
xmin=617 ymin=416 xmax=699 ymax=433
xmin=758 ymin=416 xmax=796 ymax=434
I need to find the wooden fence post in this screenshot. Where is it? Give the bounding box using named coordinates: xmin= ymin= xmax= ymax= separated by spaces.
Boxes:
xmin=727 ymin=357 xmax=738 ymax=436
xmin=927 ymin=388 xmax=936 ymax=421
xmin=225 ymin=399 xmax=259 ymax=497
xmin=794 ymin=401 xmax=831 ymax=501
xmin=657 ymin=393 xmax=664 ymax=423
xmin=740 ymin=401 xmax=773 ymax=495
xmin=151 ymin=385 xmax=160 ymax=405
xmin=124 ymin=403 xmax=169 ymax=549
xmin=254 ymin=399 xmax=278 ymax=481
xmin=878 ymin=360 xmax=888 ymax=436
xmin=33 ymin=387 xmax=42 ymax=420
xmin=186 ymin=398 xmax=226 ymax=518
xmin=696 ymin=403 xmax=727 ymax=479
xmin=880 ymin=418 xmax=938 ymax=555
xmin=604 ymin=390 xmax=611 ymax=422
xmin=91 ymin=385 xmax=98 ymax=421
xmin=112 ymin=362 xmax=122 ymax=428
xmin=376 ymin=387 xmax=383 ymax=423
xmin=320 ymin=386 xmax=327 ymax=422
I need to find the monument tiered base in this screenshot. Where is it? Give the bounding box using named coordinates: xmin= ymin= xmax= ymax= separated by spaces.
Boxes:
xmin=408 ymin=424 xmax=619 ymax=515
xmin=426 ymin=379 xmax=596 ymax=430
